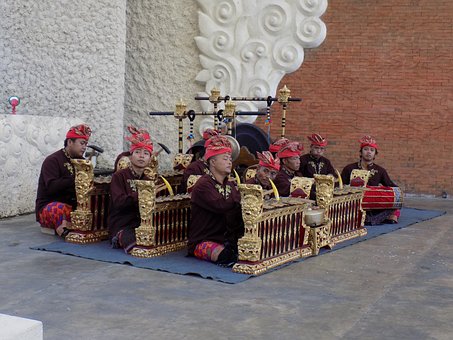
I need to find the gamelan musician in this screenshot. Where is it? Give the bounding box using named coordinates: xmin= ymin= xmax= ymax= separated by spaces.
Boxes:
xmin=341 ymin=135 xmax=401 ymax=225
xmin=273 ymin=141 xmax=304 ymax=197
xmin=180 ymin=128 xmax=218 ymax=193
xmin=36 ymin=124 xmax=92 ymax=238
xmin=245 ymin=151 xmax=280 ymax=192
xmin=188 ymin=134 xmax=244 ymax=267
xmin=298 ymin=133 xmax=336 ymax=178
xmin=108 ymin=126 xmax=154 ymax=253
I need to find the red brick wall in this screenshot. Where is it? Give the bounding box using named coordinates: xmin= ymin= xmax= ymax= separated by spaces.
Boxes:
xmin=256 ymin=0 xmax=453 ymax=197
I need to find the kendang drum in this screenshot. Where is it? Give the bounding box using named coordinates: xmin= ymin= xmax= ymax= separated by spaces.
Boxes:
xmin=362 ymin=186 xmax=404 ymax=210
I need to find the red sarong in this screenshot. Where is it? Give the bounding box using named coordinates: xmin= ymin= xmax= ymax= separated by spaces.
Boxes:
xmin=38 ymin=202 xmax=72 ymax=230
xmin=194 ymin=241 xmax=225 ymax=262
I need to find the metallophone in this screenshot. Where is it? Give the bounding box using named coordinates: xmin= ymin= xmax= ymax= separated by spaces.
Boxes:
xmin=66 ymin=157 xmax=368 ymax=275
xmin=232 ymin=174 xmax=367 ymax=274
xmin=66 ymin=158 xmax=188 ymax=257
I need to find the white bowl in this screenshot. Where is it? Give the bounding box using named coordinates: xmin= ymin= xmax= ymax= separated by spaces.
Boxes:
xmin=304 ymin=208 xmax=325 ymax=226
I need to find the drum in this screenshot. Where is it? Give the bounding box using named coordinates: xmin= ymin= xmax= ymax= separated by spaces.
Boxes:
xmin=362 ymin=186 xmax=404 ymax=210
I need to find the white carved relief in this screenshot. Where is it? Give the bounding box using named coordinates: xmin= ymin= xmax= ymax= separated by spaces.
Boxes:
xmin=0 ymin=115 xmax=82 ymax=217
xmin=195 ymin=0 xmax=327 ymax=135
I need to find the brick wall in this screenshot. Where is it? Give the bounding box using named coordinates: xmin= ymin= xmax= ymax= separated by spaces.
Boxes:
xmin=256 ymin=0 xmax=453 ymax=197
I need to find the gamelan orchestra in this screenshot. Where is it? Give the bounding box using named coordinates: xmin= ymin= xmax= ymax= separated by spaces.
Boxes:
xmin=35 ymin=86 xmax=404 ymax=275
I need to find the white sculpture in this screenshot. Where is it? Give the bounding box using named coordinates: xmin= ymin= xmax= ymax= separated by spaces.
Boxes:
xmin=195 ymin=0 xmax=327 ymax=133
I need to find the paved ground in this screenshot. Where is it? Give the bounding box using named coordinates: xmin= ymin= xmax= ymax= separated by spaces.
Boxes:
xmin=1 ymin=197 xmax=452 ymax=340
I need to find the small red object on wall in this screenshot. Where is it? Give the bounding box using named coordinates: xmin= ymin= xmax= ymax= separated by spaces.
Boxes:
xmin=8 ymin=96 xmax=20 ymax=114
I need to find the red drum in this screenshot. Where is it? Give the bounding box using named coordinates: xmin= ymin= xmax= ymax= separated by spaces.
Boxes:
xmin=362 ymin=186 xmax=403 ymax=210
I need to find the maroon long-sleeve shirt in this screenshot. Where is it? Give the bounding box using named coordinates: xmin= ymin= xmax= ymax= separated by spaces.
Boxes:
xmin=35 ymin=149 xmax=79 ymax=220
xmin=107 ymin=167 xmax=150 ymax=241
xmin=341 ymin=162 xmax=397 ymax=187
xmin=298 ymin=154 xmax=336 ymax=178
xmin=180 ymin=159 xmax=209 ymax=193
xmin=273 ymin=166 xmax=295 ymax=197
xmin=188 ymin=173 xmax=243 ymax=254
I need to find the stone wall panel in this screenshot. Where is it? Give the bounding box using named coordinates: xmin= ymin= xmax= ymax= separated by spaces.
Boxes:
xmin=0 ymin=116 xmax=83 ymax=217
xmin=124 ymin=0 xmax=204 ymax=170
xmin=0 ymin=0 xmax=127 ymax=168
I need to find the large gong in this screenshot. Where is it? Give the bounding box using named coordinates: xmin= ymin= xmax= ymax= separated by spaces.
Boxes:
xmin=231 ymin=123 xmax=270 ymax=155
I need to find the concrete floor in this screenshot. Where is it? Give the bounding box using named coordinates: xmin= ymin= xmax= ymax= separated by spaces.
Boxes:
xmin=1 ymin=197 xmax=452 ymax=340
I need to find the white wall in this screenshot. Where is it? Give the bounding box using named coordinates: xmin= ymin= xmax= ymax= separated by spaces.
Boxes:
xmin=0 ymin=0 xmax=127 ymax=217
xmin=124 ymin=0 xmax=204 ymax=170
xmin=0 ymin=0 xmax=127 ymax=167
xmin=0 ymin=115 xmax=82 ymax=217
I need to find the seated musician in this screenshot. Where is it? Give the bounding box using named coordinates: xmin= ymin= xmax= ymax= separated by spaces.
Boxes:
xmin=298 ymin=133 xmax=336 ymax=178
xmin=188 ymin=134 xmax=244 ymax=266
xmin=341 ymin=135 xmax=400 ymax=225
xmin=297 ymin=133 xmax=337 ymax=199
xmin=273 ymin=141 xmax=304 ymax=197
xmin=108 ymin=127 xmax=154 ymax=253
xmin=245 ymin=151 xmax=280 ymax=192
xmin=36 ymin=124 xmax=92 ymax=238
xmin=180 ymin=128 xmax=219 ymax=193
xmin=268 ymin=137 xmax=289 ymax=156
xmin=113 ymin=126 xmax=155 ymax=172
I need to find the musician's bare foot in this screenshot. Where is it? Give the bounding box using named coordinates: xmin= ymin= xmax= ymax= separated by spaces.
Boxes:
xmin=386 ymin=214 xmax=398 ymax=224
xmin=56 ymin=220 xmax=71 ymax=237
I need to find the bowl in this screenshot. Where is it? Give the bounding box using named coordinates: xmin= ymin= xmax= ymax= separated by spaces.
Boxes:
xmin=304 ymin=208 xmax=325 ymax=226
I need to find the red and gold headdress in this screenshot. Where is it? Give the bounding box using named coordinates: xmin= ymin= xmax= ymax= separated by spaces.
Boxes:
xmin=257 ymin=151 xmax=280 ymax=171
xmin=277 ymin=141 xmax=304 ymax=159
xmin=202 ymin=128 xmax=219 ymax=141
xmin=269 ymin=137 xmax=289 ymax=153
xmin=66 ymin=124 xmax=91 ymax=141
xmin=126 ymin=125 xmax=154 ymax=153
xmin=307 ymin=133 xmax=327 ymax=147
xmin=359 ymin=135 xmax=378 ymax=149
xmin=204 ymin=135 xmax=232 ymax=160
